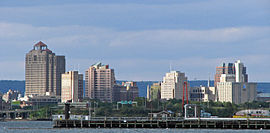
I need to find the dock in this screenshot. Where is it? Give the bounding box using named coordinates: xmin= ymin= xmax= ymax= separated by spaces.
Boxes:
xmin=53 ymin=117 xmax=270 ymax=129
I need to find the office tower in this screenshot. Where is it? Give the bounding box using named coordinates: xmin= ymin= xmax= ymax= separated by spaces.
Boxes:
xmin=217 ymin=82 xmax=257 ymax=104
xmin=61 ymin=71 xmax=83 ymax=103
xmin=216 ymin=60 xmax=256 ymax=104
xmin=214 ymin=63 xmax=235 ymax=87
xmin=161 ymin=71 xmax=188 ymax=100
xmin=214 ymin=60 xmax=248 ymax=87
xmin=25 ymin=41 xmax=65 ymax=96
xmin=85 ymin=62 xmax=115 ymax=102
xmin=234 ymin=60 xmax=248 ymax=82
xmin=113 ymin=82 xmax=139 ymax=102
xmin=147 ymin=82 xmax=161 ymax=101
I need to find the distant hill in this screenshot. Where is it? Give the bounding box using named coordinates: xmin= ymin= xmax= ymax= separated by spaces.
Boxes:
xmin=0 ymin=80 xmax=269 ymax=97
xmin=0 ymin=80 xmax=25 ymax=95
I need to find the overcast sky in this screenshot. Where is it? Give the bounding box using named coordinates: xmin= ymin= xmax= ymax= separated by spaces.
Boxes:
xmin=0 ymin=0 xmax=269 ymax=81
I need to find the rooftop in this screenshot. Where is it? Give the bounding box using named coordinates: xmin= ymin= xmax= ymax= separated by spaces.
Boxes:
xmin=34 ymin=41 xmax=47 ymax=47
xmin=32 ymin=41 xmax=52 ymax=52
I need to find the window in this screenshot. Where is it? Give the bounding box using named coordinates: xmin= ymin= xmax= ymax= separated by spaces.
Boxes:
xmin=34 ymin=55 xmax=37 ymax=61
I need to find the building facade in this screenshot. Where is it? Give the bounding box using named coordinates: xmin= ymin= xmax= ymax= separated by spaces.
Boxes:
xmin=214 ymin=60 xmax=248 ymax=87
xmin=85 ymin=62 xmax=115 ymax=102
xmin=190 ymin=86 xmax=216 ymax=102
xmin=61 ymin=71 xmax=83 ymax=103
xmin=217 ymin=82 xmax=257 ymax=104
xmin=147 ymin=82 xmax=161 ymax=101
xmin=216 ymin=60 xmax=256 ymax=104
xmin=113 ymin=82 xmax=139 ymax=102
xmin=161 ymin=71 xmax=188 ymax=100
xmin=25 ymin=41 xmax=65 ymax=96
xmin=2 ymin=89 xmax=21 ymax=102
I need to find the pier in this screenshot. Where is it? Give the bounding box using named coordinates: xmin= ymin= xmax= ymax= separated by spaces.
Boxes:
xmin=53 ymin=117 xmax=270 ymax=129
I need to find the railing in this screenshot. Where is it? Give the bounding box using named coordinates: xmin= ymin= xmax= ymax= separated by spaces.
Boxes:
xmin=52 ymin=115 xmax=184 ymax=121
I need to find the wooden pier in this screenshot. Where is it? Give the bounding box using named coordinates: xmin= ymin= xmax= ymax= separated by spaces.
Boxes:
xmin=53 ymin=117 xmax=270 ymax=129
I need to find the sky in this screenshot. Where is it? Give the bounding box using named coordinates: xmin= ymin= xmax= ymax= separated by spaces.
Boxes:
xmin=0 ymin=0 xmax=269 ymax=81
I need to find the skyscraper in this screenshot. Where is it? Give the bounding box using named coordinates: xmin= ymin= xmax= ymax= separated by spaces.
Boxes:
xmin=234 ymin=60 xmax=248 ymax=82
xmin=214 ymin=63 xmax=235 ymax=87
xmin=25 ymin=41 xmax=65 ymax=96
xmin=216 ymin=60 xmax=256 ymax=104
xmin=85 ymin=62 xmax=115 ymax=102
xmin=161 ymin=71 xmax=188 ymax=100
xmin=61 ymin=71 xmax=83 ymax=103
xmin=214 ymin=60 xmax=248 ymax=87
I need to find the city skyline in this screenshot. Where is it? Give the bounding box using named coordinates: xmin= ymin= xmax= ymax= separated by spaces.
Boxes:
xmin=0 ymin=0 xmax=269 ymax=81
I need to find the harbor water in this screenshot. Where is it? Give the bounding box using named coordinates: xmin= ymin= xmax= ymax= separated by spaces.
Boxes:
xmin=0 ymin=121 xmax=269 ymax=133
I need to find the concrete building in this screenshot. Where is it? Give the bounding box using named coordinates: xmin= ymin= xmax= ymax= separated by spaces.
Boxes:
xmin=215 ymin=60 xmax=254 ymax=104
xmin=161 ymin=71 xmax=188 ymax=100
xmin=147 ymin=82 xmax=161 ymax=101
xmin=2 ymin=89 xmax=21 ymax=102
xmin=220 ymin=74 xmax=236 ymax=82
xmin=19 ymin=94 xmax=60 ymax=108
xmin=234 ymin=60 xmax=248 ymax=83
xmin=214 ymin=60 xmax=248 ymax=87
xmin=25 ymin=41 xmax=65 ymax=96
xmin=85 ymin=62 xmax=115 ymax=102
xmin=61 ymin=71 xmax=83 ymax=103
xmin=217 ymin=82 xmax=257 ymax=104
xmin=113 ymin=82 xmax=139 ymax=102
xmin=190 ymin=86 xmax=216 ymax=102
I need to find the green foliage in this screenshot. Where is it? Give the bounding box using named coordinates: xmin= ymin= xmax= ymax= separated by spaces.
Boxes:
xmin=27 ymin=99 xmax=270 ymax=119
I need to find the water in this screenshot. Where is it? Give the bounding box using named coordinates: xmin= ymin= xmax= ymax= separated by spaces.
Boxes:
xmin=0 ymin=121 xmax=269 ymax=133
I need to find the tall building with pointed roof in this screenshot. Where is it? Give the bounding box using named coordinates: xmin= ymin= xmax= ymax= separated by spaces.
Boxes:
xmin=25 ymin=41 xmax=65 ymax=96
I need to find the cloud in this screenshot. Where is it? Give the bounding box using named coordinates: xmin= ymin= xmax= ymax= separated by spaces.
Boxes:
xmin=0 ymin=0 xmax=269 ymax=30
xmin=0 ymin=22 xmax=269 ymax=81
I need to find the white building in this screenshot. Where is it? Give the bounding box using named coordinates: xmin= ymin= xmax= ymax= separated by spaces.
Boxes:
xmin=235 ymin=60 xmax=245 ymax=82
xmin=216 ymin=60 xmax=256 ymax=104
xmin=61 ymin=71 xmax=83 ymax=103
xmin=220 ymin=74 xmax=236 ymax=82
xmin=161 ymin=71 xmax=188 ymax=100
xmin=217 ymin=82 xmax=257 ymax=104
xmin=190 ymin=86 xmax=216 ymax=102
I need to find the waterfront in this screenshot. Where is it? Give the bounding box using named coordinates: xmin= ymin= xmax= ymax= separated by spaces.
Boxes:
xmin=0 ymin=121 xmax=269 ymax=133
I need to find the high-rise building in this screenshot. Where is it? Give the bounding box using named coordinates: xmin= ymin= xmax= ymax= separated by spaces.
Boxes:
xmin=61 ymin=71 xmax=83 ymax=103
xmin=217 ymin=82 xmax=257 ymax=104
xmin=216 ymin=60 xmax=256 ymax=104
xmin=161 ymin=71 xmax=188 ymax=100
xmin=214 ymin=63 xmax=235 ymax=87
xmin=147 ymin=82 xmax=161 ymax=101
xmin=235 ymin=60 xmax=248 ymax=82
xmin=25 ymin=41 xmax=65 ymax=96
xmin=85 ymin=62 xmax=115 ymax=102
xmin=214 ymin=60 xmax=248 ymax=87
xmin=113 ymin=82 xmax=139 ymax=102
